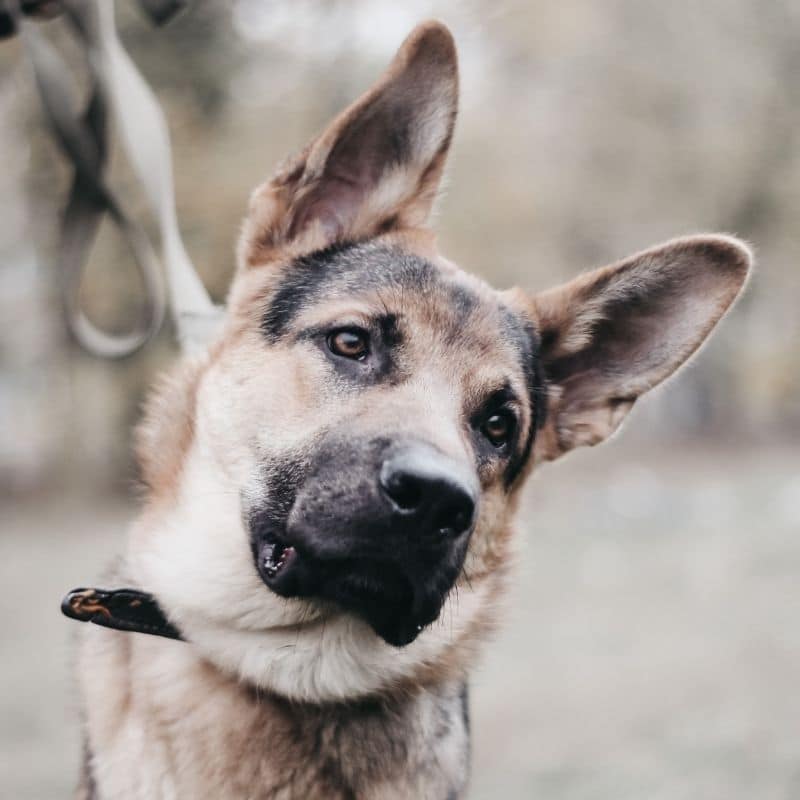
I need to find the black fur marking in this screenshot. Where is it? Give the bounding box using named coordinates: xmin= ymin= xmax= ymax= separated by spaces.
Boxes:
xmin=378 ymin=312 xmax=403 ymax=349
xmin=261 ymin=242 xmax=480 ymax=342
xmin=80 ymin=736 xmax=97 ymax=800
xmin=447 ymin=282 xmax=480 ymax=319
xmin=460 ymin=683 xmax=470 ymax=736
xmin=262 ymin=241 xmax=360 ymax=340
xmin=501 ymin=309 xmax=547 ymax=487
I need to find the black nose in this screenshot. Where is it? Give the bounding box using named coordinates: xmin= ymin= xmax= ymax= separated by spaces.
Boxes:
xmin=379 ymin=447 xmax=477 ymax=537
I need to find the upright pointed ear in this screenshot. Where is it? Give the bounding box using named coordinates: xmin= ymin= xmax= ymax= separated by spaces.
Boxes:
xmin=239 ymin=21 xmax=458 ymax=267
xmin=508 ymin=235 xmax=752 ymax=461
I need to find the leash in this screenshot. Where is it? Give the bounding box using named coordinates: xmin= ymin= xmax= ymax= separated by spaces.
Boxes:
xmin=5 ymin=1 xmax=223 ymax=639
xmin=8 ymin=0 xmax=224 ymax=357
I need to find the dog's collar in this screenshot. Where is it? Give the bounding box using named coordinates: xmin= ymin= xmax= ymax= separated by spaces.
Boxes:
xmin=61 ymin=587 xmax=184 ymax=641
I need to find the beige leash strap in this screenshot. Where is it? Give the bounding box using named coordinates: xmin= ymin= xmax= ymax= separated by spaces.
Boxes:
xmin=91 ymin=0 xmax=224 ymax=352
xmin=10 ymin=0 xmax=224 ymax=357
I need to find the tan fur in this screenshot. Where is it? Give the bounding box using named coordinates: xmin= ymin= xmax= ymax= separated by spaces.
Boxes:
xmin=134 ymin=355 xmax=207 ymax=503
xmin=78 ymin=623 xmax=470 ymax=800
xmin=74 ymin=21 xmax=751 ymax=800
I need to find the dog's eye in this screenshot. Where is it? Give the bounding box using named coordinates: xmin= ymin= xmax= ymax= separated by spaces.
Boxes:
xmin=327 ymin=328 xmax=369 ymax=360
xmin=481 ymin=411 xmax=515 ymax=448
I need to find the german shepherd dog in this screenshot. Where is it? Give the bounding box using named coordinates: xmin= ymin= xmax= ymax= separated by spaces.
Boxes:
xmin=74 ymin=21 xmax=751 ymax=800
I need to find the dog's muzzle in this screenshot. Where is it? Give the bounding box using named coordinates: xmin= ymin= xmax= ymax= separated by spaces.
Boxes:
xmin=249 ymin=438 xmax=478 ymax=647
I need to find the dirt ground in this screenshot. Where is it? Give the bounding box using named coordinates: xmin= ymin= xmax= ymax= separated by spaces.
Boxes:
xmin=2 ymin=441 xmax=798 ymax=799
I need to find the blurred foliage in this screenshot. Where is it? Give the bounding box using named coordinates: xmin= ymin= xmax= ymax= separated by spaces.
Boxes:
xmin=0 ymin=0 xmax=798 ymax=493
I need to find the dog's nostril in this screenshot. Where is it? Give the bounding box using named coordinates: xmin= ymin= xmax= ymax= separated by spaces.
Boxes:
xmin=434 ymin=494 xmax=475 ymax=537
xmin=382 ymin=471 xmax=424 ymax=512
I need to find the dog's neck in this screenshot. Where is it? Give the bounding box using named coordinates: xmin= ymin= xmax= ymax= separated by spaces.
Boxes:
xmin=78 ymin=623 xmax=471 ymax=799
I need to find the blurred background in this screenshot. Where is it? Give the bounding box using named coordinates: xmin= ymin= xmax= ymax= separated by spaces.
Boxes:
xmin=1 ymin=1 xmax=798 ymax=798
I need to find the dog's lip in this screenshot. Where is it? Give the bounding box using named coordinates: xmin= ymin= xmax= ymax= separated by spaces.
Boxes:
xmin=252 ymin=527 xmax=449 ymax=647
xmin=261 ymin=538 xmax=297 ymax=578
xmin=256 ymin=532 xmax=304 ymax=593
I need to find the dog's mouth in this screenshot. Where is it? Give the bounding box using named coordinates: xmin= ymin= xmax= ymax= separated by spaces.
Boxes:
xmin=256 ymin=533 xmax=305 ymax=596
xmin=253 ymin=528 xmax=448 ymax=647
xmin=260 ymin=537 xmax=296 ymax=580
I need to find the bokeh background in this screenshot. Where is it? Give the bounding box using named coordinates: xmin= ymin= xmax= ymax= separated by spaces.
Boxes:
xmin=1 ymin=1 xmax=798 ymax=798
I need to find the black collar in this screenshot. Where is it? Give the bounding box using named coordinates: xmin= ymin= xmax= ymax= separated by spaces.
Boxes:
xmin=61 ymin=587 xmax=184 ymax=641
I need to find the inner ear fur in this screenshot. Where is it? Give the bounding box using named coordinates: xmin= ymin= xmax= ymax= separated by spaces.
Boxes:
xmin=509 ymin=235 xmax=752 ymax=460
xmin=239 ymin=21 xmax=458 ymax=268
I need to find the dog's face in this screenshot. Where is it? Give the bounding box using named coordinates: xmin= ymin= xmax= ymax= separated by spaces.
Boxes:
xmin=234 ymin=239 xmax=543 ymax=648
xmin=131 ymin=23 xmax=750 ymax=700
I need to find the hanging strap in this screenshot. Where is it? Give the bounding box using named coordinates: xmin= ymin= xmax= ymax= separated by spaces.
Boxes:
xmin=89 ymin=0 xmax=224 ymax=351
xmin=5 ymin=0 xmax=214 ymax=640
xmin=9 ymin=0 xmax=224 ymax=357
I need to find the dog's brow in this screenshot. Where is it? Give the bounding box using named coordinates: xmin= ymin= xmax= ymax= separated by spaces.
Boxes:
xmin=260 ymin=242 xmax=481 ymax=341
xmin=296 ymin=311 xmax=403 ymax=345
xmin=261 ymin=242 xmax=358 ymax=340
xmin=470 ymin=383 xmax=522 ymax=425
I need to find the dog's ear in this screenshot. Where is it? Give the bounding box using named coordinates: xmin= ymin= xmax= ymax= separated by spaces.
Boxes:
xmin=508 ymin=235 xmax=752 ymax=461
xmin=239 ymin=21 xmax=458 ymax=267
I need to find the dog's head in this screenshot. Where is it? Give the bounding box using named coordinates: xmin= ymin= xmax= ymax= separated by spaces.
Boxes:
xmin=132 ymin=22 xmax=750 ymax=700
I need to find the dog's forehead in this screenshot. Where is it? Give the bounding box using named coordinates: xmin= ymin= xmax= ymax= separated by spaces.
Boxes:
xmin=261 ymin=242 xmax=529 ymax=363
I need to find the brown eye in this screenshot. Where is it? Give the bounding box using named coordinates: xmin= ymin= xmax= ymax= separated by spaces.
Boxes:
xmin=327 ymin=329 xmax=369 ymax=360
xmin=482 ymin=411 xmax=514 ymax=447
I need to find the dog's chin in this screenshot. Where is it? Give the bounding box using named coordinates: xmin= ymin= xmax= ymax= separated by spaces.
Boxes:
xmin=254 ymin=531 xmax=446 ymax=647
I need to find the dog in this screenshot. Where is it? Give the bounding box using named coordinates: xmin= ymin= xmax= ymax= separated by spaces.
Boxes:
xmin=73 ymin=20 xmax=751 ymax=800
